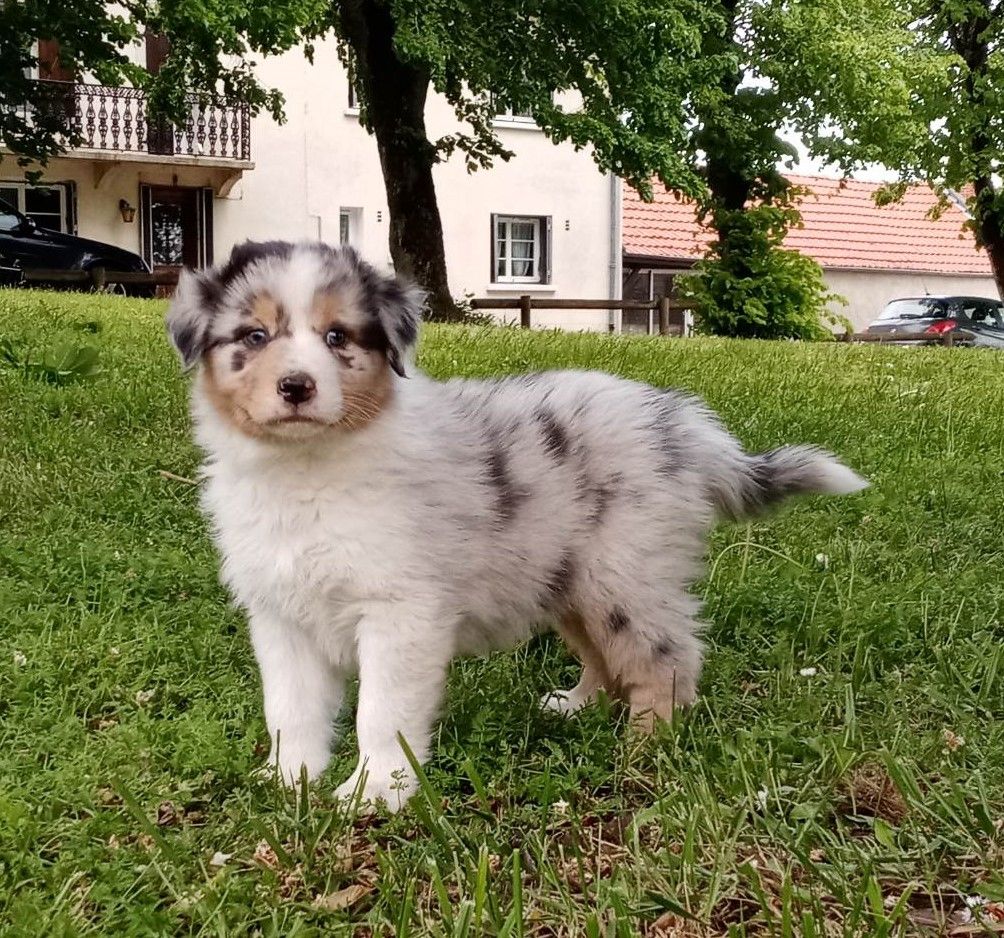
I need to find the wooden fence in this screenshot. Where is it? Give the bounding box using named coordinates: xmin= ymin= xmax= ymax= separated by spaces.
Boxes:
xmin=838 ymin=331 xmax=971 ymax=347
xmin=18 ymin=267 xmax=178 ymax=291
xmin=470 ymin=295 xmax=695 ymax=334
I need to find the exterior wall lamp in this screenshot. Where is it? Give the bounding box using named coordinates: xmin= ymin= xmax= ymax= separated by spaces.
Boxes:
xmin=119 ymin=199 xmax=136 ymax=223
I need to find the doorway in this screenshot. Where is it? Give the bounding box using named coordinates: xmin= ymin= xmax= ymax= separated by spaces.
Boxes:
xmin=140 ymin=185 xmax=213 ymax=275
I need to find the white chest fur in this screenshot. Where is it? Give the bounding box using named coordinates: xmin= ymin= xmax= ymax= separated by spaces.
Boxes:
xmin=202 ymin=453 xmax=411 ymax=671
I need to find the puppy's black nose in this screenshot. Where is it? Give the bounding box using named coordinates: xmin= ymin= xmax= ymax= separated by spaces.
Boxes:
xmin=277 ymin=372 xmax=316 ymax=405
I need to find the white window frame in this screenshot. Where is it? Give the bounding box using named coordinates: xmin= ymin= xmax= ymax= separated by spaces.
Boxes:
xmin=494 ymin=105 xmax=536 ymax=125
xmin=493 ymin=214 xmax=549 ymax=284
xmin=0 ymin=181 xmax=67 ymax=232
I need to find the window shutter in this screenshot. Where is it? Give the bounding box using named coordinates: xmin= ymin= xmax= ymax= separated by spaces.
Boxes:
xmin=145 ymin=33 xmax=171 ymax=75
xmin=62 ymin=180 xmax=77 ymax=234
xmin=540 ymin=215 xmax=552 ymax=284
xmin=490 ymin=213 xmax=499 ymax=283
xmin=199 ymin=188 xmax=214 ymax=267
xmin=139 ymin=185 xmax=153 ymax=268
xmin=38 ymin=39 xmax=74 ymax=82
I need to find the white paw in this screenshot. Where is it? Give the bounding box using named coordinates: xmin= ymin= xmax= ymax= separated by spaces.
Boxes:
xmin=540 ymin=688 xmax=594 ymax=716
xmin=333 ymin=763 xmax=417 ymax=814
xmin=261 ymin=739 xmax=331 ymax=786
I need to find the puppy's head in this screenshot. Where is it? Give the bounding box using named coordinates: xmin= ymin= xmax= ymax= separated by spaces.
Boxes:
xmin=167 ymin=241 xmax=422 ymax=441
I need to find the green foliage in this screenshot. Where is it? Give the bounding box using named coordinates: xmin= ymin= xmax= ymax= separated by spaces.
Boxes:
xmin=388 ymin=0 xmax=724 ymax=196
xmin=679 ymin=202 xmax=846 ymax=340
xmin=0 ymin=329 xmax=101 ymax=385
xmin=756 ymin=0 xmax=1004 ymax=291
xmin=2 ymin=0 xmax=725 ymax=202
xmin=3 ymin=290 xmax=1004 ymax=933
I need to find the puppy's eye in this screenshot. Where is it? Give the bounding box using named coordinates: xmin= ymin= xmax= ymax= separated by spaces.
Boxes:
xmin=243 ymin=329 xmax=268 ymax=348
xmin=325 ymin=328 xmax=347 ymax=349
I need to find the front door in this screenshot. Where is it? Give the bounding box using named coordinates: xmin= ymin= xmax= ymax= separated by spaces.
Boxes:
xmin=140 ymin=185 xmax=213 ymax=277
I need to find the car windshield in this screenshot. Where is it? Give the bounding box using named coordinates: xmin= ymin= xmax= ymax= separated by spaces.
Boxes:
xmin=878 ymin=299 xmax=949 ymax=320
xmin=0 ymin=198 xmax=22 ymax=233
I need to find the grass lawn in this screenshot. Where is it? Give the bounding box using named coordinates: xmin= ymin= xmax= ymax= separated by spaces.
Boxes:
xmin=2 ymin=289 xmax=1004 ymax=937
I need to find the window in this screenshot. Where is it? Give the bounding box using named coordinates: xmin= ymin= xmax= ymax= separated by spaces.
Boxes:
xmin=496 ymin=105 xmax=535 ymax=123
xmin=621 ymin=270 xmax=681 ymax=334
xmin=0 ymin=183 xmax=67 ymax=231
xmin=492 ymin=214 xmax=550 ymax=284
xmin=37 ymin=38 xmax=74 ymax=82
xmin=339 ymin=207 xmax=362 ymax=248
xmin=0 ymin=200 xmax=21 ymax=233
xmin=963 ymin=301 xmax=1004 ymax=329
xmin=145 ymin=32 xmax=170 ymax=75
xmin=346 ymin=60 xmax=360 ymax=112
xmin=491 ymin=95 xmax=536 ymax=124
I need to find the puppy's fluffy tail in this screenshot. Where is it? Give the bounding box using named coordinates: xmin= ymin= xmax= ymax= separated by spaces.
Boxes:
xmin=713 ymin=445 xmax=867 ymax=522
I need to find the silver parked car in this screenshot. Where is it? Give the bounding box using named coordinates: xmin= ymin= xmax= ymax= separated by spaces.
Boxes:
xmin=866 ymin=296 xmax=1004 ymax=347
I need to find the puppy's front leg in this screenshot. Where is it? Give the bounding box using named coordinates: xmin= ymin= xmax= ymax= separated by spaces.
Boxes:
xmin=249 ymin=611 xmax=346 ymax=784
xmin=334 ymin=608 xmax=452 ymax=812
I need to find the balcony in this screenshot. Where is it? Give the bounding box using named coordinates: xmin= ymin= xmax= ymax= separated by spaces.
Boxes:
xmin=10 ymin=81 xmax=253 ymax=193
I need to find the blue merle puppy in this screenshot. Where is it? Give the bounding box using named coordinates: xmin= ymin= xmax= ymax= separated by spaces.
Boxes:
xmin=166 ymin=239 xmax=867 ymax=810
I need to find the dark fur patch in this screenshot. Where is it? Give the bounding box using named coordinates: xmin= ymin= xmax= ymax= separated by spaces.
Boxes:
xmin=647 ymin=389 xmax=700 ymax=479
xmin=485 ymin=444 xmax=527 ymax=525
xmin=173 ymin=323 xmax=199 ymax=363
xmin=607 ymin=607 xmax=630 ymax=633
xmin=578 ymin=472 xmax=623 ymax=525
xmin=543 ymin=552 xmax=575 ymax=600
xmin=197 ymin=271 xmax=224 ymax=311
xmin=218 ymin=240 xmax=294 ymax=289
xmin=231 ymin=349 xmax=246 ymax=372
xmin=536 ymin=408 xmax=570 ymax=462
xmin=355 ymin=318 xmax=391 ymax=354
xmin=653 ymin=639 xmax=677 ymax=657
xmin=336 ymin=351 xmax=356 ymax=369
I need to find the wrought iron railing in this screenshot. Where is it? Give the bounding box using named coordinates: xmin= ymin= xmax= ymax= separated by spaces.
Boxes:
xmin=27 ymin=80 xmax=251 ymax=162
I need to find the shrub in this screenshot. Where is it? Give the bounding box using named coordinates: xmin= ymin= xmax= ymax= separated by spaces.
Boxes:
xmin=678 ymin=202 xmax=848 ymax=340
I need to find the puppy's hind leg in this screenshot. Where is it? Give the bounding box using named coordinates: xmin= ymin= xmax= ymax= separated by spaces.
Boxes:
xmin=585 ymin=589 xmax=705 ymax=734
xmin=541 ymin=611 xmax=614 ymax=716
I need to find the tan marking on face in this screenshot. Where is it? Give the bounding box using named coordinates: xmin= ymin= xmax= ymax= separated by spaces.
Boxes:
xmin=248 ymin=292 xmax=288 ymax=335
xmin=309 ymin=287 xmax=367 ymax=335
xmin=312 ymin=288 xmax=394 ymax=431
xmin=201 ymin=340 xmax=292 ymax=439
xmin=335 ymin=345 xmax=393 ymax=430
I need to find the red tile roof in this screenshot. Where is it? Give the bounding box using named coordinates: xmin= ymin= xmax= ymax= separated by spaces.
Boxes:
xmin=623 ymin=174 xmax=992 ymax=276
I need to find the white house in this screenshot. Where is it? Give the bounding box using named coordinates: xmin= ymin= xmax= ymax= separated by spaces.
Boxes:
xmin=2 ymin=38 xmax=620 ymax=330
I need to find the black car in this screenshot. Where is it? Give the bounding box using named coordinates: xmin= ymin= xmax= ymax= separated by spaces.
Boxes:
xmin=865 ymin=295 xmax=1004 ymax=347
xmin=0 ymin=197 xmax=153 ymax=296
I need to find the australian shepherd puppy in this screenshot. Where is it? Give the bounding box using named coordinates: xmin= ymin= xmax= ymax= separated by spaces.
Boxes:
xmin=167 ymin=240 xmax=866 ymax=811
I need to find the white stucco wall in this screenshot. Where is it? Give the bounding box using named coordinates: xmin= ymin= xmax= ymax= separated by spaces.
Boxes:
xmin=8 ymin=41 xmax=616 ymax=330
xmin=825 ymin=268 xmax=1000 ymax=331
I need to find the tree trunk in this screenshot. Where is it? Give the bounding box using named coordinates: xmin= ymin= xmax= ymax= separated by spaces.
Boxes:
xmin=338 ymin=0 xmax=462 ymax=321
xmin=945 ymin=1 xmax=1003 ymax=298
xmin=974 ymin=178 xmax=1004 ymax=299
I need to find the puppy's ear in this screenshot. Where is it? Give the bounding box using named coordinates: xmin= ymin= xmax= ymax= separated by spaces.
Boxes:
xmin=166 ymin=267 xmax=222 ymax=370
xmin=373 ymin=275 xmax=424 ymax=378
